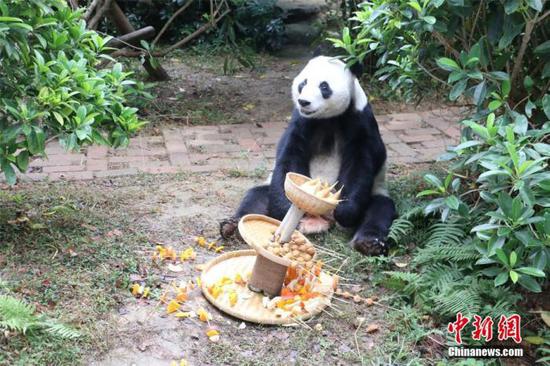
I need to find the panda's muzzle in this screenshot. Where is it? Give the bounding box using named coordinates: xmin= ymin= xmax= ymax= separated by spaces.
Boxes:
xmin=298 ymin=99 xmax=310 ymax=107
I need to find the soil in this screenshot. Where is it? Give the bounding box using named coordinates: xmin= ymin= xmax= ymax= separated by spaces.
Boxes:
xmin=140 ymin=46 xmax=450 ymax=130
xmin=84 ymin=173 xmax=388 ymax=366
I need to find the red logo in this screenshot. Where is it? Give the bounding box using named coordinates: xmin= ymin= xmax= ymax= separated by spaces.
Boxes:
xmin=447 ymin=312 xmax=470 ymax=344
xmin=497 ymin=314 xmax=522 ymax=344
xmin=447 ymin=313 xmax=522 ymax=345
xmin=471 ymin=315 xmax=494 ymax=342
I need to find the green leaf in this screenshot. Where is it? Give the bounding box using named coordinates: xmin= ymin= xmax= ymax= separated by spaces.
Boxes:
xmin=408 ymin=1 xmax=422 ymax=12
xmin=27 ymin=129 xmax=45 ymax=155
xmin=422 ymin=16 xmax=436 ymax=25
xmin=502 ymin=79 xmax=511 ymax=96
xmin=513 ymin=114 xmax=528 ymax=135
xmin=523 ymin=77 xmax=534 ymax=92
xmin=516 ymin=267 xmax=546 ymax=277
xmin=450 ymin=79 xmax=467 ymax=101
xmin=534 ymin=40 xmax=550 ymax=54
xmin=509 ymin=251 xmax=517 ymax=267
xmin=488 ymin=100 xmax=502 ymax=111
xmin=504 ymin=0 xmax=520 ymax=14
xmin=527 ymin=0 xmax=542 ymax=11
xmin=509 ymin=270 xmax=518 ymax=283
xmin=494 ymin=271 xmax=508 ymax=286
xmin=436 ymin=57 xmax=460 ymax=72
xmin=533 ymin=143 xmax=550 ymax=155
xmin=1 ymin=160 xmax=16 ymax=185
xmin=445 ymin=195 xmax=460 ymax=210
xmin=473 ymin=81 xmax=487 ymax=106
xmin=518 ymin=275 xmax=541 ymax=292
xmin=524 ymin=336 xmax=544 ymax=345
xmin=496 ymin=248 xmax=509 ymax=266
xmin=16 ymin=151 xmax=29 ymax=172
xmin=423 ymin=174 xmax=443 ymax=189
xmin=543 ymin=94 xmax=550 ymax=119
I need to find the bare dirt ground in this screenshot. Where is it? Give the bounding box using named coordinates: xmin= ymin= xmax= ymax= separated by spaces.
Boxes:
xmin=140 ymin=47 xmax=450 ymax=130
xmin=81 ymin=173 xmax=390 ymax=366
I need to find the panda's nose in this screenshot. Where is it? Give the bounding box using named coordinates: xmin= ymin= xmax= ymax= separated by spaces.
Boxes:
xmin=298 ymin=99 xmax=311 ymax=107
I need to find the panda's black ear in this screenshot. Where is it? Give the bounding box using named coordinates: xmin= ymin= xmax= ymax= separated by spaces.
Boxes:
xmin=349 ymin=61 xmax=364 ymax=78
xmin=312 ymin=46 xmax=323 ymax=58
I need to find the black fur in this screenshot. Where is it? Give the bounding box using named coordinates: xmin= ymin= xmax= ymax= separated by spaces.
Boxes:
xmin=298 ymin=79 xmax=307 ymax=93
xmin=319 ymin=81 xmax=332 ymax=99
xmin=222 ymin=102 xmax=397 ymax=256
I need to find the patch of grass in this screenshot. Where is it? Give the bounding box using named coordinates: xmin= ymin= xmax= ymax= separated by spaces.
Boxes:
xmin=0 ymin=182 xmax=148 ymax=365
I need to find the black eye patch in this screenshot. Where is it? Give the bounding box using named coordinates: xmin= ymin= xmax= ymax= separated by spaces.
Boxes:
xmin=319 ymin=81 xmax=332 ymax=99
xmin=298 ymin=79 xmax=307 ymax=93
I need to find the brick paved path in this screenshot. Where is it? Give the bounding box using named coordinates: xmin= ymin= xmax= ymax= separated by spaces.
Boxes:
xmin=18 ymin=108 xmax=464 ymax=182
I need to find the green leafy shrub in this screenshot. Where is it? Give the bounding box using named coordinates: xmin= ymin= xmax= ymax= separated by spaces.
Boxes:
xmin=0 ymin=0 xmax=146 ymax=184
xmin=330 ymin=0 xmax=549 ymax=325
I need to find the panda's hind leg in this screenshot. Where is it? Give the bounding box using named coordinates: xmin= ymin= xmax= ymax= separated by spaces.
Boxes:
xmin=220 ymin=185 xmax=270 ymax=239
xmin=350 ymin=194 xmax=397 ymax=256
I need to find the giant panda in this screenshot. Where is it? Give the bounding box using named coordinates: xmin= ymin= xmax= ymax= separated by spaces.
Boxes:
xmin=220 ymin=55 xmax=397 ymax=256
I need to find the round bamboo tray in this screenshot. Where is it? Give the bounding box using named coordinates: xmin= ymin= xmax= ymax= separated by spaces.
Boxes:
xmin=200 ymin=250 xmax=335 ymax=325
xmin=284 ymin=173 xmax=338 ymax=216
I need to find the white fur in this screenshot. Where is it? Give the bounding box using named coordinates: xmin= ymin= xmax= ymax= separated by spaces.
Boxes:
xmin=309 ymin=140 xmax=341 ymax=184
xmin=292 ymin=56 xmax=368 ymax=119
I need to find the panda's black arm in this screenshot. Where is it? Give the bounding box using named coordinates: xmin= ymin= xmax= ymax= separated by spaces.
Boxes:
xmin=267 ymin=119 xmax=311 ymax=220
xmin=334 ymin=107 xmax=386 ymax=228
xmin=333 ymin=149 xmax=375 ymax=228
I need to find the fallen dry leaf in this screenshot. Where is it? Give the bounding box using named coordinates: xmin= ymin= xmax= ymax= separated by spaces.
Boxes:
xmin=206 ymin=329 xmax=220 ymax=342
xmin=167 ymin=264 xmax=184 ymax=272
xmin=174 ymin=312 xmax=192 ymax=318
xmin=197 ymin=308 xmax=212 ymax=322
xmin=106 ymin=229 xmax=122 ymax=237
xmin=166 ymin=300 xmax=180 ymax=314
xmin=366 ymin=324 xmax=380 ymax=333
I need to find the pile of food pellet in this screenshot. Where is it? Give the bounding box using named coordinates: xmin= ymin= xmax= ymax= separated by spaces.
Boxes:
xmin=264 ymin=232 xmax=316 ymax=267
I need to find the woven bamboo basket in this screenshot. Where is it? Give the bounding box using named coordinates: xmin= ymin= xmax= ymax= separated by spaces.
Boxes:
xmin=284 ymin=172 xmax=338 ymax=216
xmin=200 ymin=250 xmax=335 ymax=325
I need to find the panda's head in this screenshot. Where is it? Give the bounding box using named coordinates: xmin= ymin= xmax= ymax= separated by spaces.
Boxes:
xmin=292 ymin=56 xmax=367 ymax=119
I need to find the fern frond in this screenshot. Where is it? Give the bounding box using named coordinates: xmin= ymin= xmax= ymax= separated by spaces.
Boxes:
xmin=0 ymin=295 xmax=80 ymax=339
xmin=434 ymin=288 xmax=483 ymax=316
xmin=388 ymin=217 xmax=414 ymax=243
xmin=424 ymin=222 xmax=466 ymax=247
xmin=0 ymin=295 xmax=37 ymax=334
xmin=421 ymin=264 xmax=463 ymax=289
xmin=44 ymin=321 xmax=80 ymax=339
xmin=413 ymin=242 xmax=480 ymax=264
xmin=388 ymin=205 xmax=425 ymax=243
xmin=383 ymin=271 xmax=421 ymax=283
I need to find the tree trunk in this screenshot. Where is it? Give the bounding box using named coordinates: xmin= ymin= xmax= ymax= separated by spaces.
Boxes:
xmin=106 ymin=2 xmax=170 ymax=81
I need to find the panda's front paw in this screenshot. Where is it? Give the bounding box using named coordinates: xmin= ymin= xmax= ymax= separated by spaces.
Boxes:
xmin=351 ymin=235 xmax=389 ymax=256
xmin=219 ymin=218 xmax=238 ymax=239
